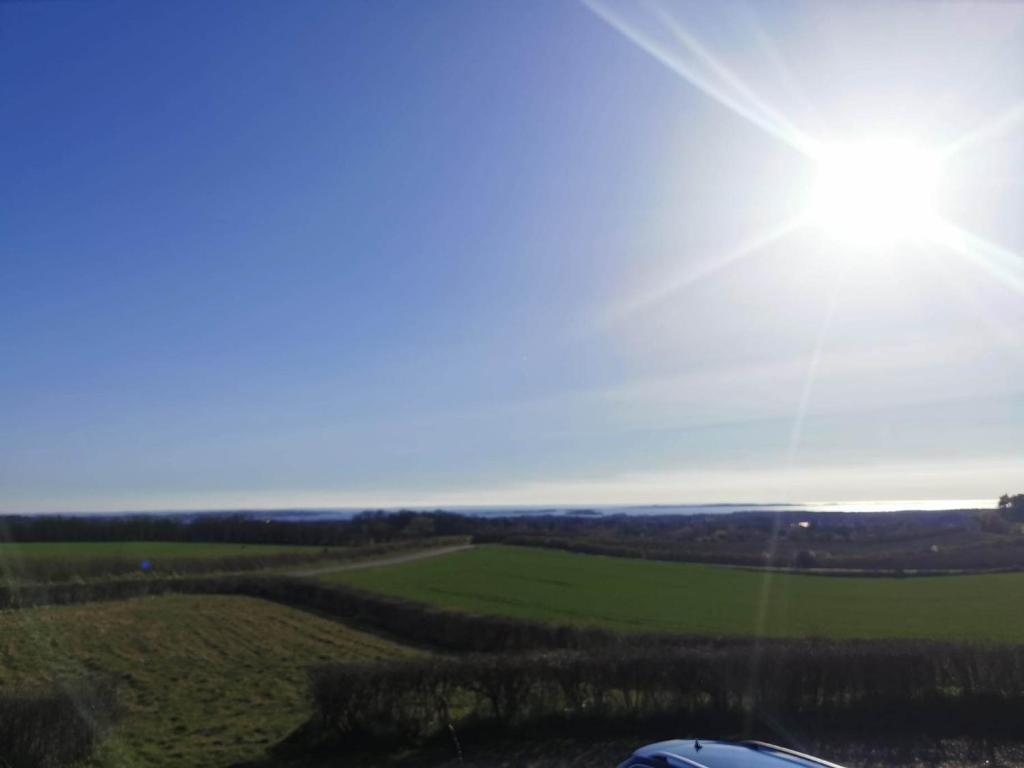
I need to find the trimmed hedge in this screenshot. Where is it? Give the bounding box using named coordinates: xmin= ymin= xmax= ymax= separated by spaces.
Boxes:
xmin=0 ymin=678 xmax=118 ymax=768
xmin=307 ymin=646 xmax=1024 ymax=748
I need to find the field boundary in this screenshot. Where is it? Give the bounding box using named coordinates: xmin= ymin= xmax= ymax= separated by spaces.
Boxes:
xmin=287 ymin=542 xmax=474 ymax=576
xmin=0 ymin=536 xmax=469 ymax=583
xmin=478 ymin=536 xmax=1024 ymax=578
xmin=7 ymin=570 xmax=1024 ymax=653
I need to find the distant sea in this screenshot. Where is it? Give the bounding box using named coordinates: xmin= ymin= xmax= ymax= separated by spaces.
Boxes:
xmin=40 ymin=499 xmax=994 ymax=521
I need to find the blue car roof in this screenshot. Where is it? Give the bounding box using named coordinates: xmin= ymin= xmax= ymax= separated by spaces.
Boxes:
xmin=628 ymin=740 xmax=845 ymax=768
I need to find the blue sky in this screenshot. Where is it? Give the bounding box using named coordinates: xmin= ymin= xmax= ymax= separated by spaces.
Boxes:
xmin=3 ymin=0 xmax=1023 ymax=512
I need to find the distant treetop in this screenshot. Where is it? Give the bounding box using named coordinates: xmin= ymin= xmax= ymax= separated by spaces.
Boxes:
xmin=998 ymin=493 xmax=1024 ymax=521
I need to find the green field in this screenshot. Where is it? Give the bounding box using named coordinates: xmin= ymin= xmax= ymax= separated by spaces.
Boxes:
xmin=326 ymin=544 xmax=1024 ymax=643
xmin=0 ymin=594 xmax=416 ymax=768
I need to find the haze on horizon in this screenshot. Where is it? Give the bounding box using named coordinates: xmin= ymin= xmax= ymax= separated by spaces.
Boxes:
xmin=3 ymin=0 xmax=1023 ymax=514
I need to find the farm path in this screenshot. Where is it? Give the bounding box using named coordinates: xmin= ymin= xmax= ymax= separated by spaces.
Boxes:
xmin=288 ymin=543 xmax=475 ymax=577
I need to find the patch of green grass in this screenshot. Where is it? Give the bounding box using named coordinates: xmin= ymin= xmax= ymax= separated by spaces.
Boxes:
xmin=0 ymin=594 xmax=417 ymax=768
xmin=325 ymin=544 xmax=1024 ymax=643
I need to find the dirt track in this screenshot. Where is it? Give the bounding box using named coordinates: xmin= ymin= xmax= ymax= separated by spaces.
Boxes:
xmin=287 ymin=543 xmax=475 ymax=577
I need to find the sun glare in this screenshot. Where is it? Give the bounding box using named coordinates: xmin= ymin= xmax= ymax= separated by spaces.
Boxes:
xmin=808 ymin=139 xmax=941 ymax=248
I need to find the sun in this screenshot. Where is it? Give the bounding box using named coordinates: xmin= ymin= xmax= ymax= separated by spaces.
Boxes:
xmin=808 ymin=138 xmax=941 ymax=248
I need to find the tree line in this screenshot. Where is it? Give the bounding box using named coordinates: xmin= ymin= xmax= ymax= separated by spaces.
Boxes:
xmin=0 ymin=508 xmax=981 ymax=550
xmin=0 ymin=511 xmax=476 ymax=547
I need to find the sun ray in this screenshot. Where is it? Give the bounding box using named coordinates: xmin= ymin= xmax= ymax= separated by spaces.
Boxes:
xmin=744 ymin=256 xmax=846 ymax=716
xmin=785 ymin=262 xmax=845 ymax=477
xmin=646 ymin=1 xmax=815 ymax=152
xmin=942 ymin=103 xmax=1024 ymax=158
xmin=608 ymin=214 xmax=804 ymax=324
xmin=739 ymin=2 xmax=829 ymax=138
xmin=929 ymin=218 xmax=1024 ymax=295
xmin=919 ymin=243 xmax=1024 ymax=357
xmin=582 ymin=0 xmax=816 ymax=156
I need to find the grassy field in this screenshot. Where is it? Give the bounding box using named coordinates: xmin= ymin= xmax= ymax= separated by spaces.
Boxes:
xmin=326 ymin=544 xmax=1024 ymax=643
xmin=0 ymin=594 xmax=416 ymax=768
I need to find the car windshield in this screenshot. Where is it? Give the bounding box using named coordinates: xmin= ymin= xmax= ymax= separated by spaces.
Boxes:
xmin=2 ymin=2 xmax=1023 ymax=768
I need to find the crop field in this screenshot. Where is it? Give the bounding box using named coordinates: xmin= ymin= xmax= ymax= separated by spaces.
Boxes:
xmin=327 ymin=544 xmax=1024 ymax=643
xmin=0 ymin=593 xmax=417 ymax=768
